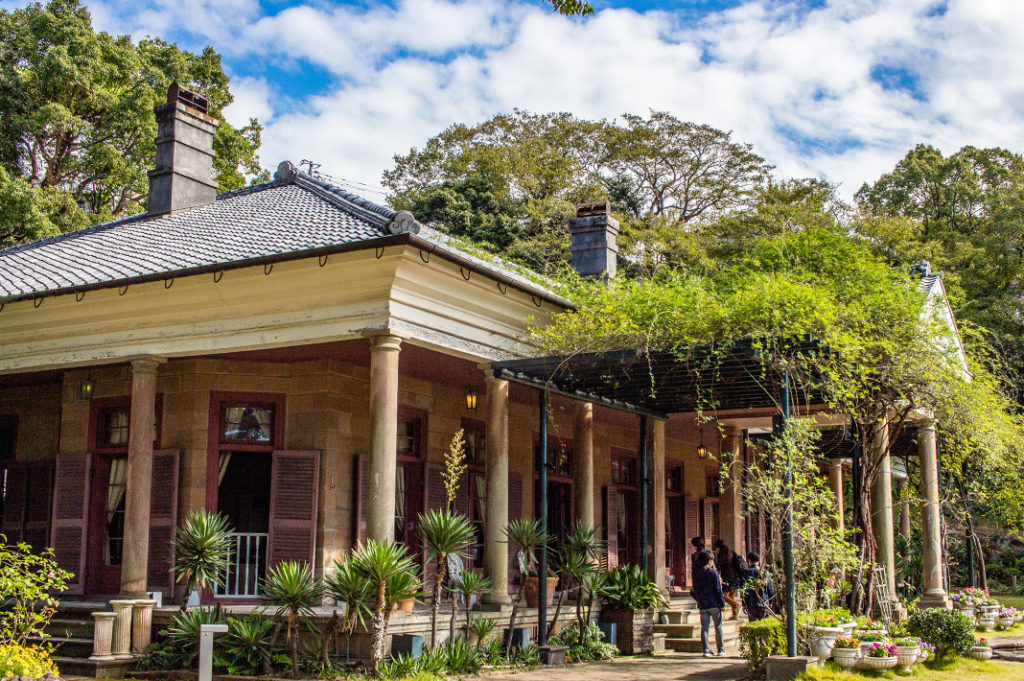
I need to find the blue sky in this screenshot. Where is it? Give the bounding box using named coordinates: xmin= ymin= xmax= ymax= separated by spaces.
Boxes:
xmin=4 ymin=0 xmax=1022 ymax=200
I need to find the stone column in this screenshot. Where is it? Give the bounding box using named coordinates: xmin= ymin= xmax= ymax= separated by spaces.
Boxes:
xmin=573 ymin=402 xmax=595 ymax=528
xmin=120 ymin=356 xmax=162 ymax=597
xmin=898 ymin=479 xmax=911 ymax=539
xmin=918 ymin=422 xmax=951 ymax=609
xmin=720 ymin=427 xmax=744 ymax=555
xmin=110 ymin=600 xmax=134 ymax=660
xmin=132 ymin=599 xmax=157 ymax=653
xmin=870 ymin=420 xmax=898 ymax=602
xmin=828 ymin=459 xmax=844 ymax=530
xmin=483 ymin=375 xmax=511 ymax=604
xmin=90 ymin=612 xmax=117 ymax=661
xmin=648 ymin=419 xmax=667 ymax=591
xmin=367 ymin=334 xmax=402 ymax=543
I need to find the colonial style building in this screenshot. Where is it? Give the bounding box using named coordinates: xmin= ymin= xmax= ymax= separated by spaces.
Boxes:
xmin=0 ymin=85 xmax=949 ymax=620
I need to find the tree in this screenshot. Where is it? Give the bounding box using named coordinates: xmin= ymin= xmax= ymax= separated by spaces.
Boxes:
xmin=349 ymin=539 xmax=417 ymax=675
xmin=0 ymin=0 xmax=267 ymax=243
xmin=547 ymin=0 xmax=594 ymax=16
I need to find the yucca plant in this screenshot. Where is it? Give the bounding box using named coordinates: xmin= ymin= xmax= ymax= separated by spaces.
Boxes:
xmin=503 ymin=518 xmax=551 ymax=655
xmin=418 ymin=509 xmax=474 ymax=648
xmin=222 ymin=611 xmax=275 ymax=675
xmin=556 ymin=522 xmax=605 ymax=634
xmin=468 ymin=617 xmax=496 ymax=650
xmin=455 ymin=571 xmax=492 ymax=639
xmin=262 ymin=560 xmax=322 ymax=677
xmin=349 ymin=539 xmax=417 ymax=675
xmin=173 ymin=510 xmax=234 ymax=608
xmin=325 ymin=557 xmax=372 ymax=663
xmin=164 ymin=606 xmax=222 ymax=667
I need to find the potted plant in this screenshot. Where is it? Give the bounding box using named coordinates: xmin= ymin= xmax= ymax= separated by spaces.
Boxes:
xmin=503 ymin=518 xmax=552 ymax=655
xmin=856 ymin=630 xmax=887 ymax=656
xmin=997 ymin=609 xmax=1015 ymax=629
xmin=969 ymin=637 xmax=993 ymax=661
xmin=977 ymin=614 xmax=996 ymax=632
xmin=830 ymin=636 xmax=860 ymax=670
xmin=1016 ymin=608 xmax=1024 ymax=624
xmin=805 ymin=613 xmax=844 ymax=660
xmin=894 ymin=637 xmax=921 ymax=672
xmin=524 ymin=574 xmax=560 ymax=607
xmin=856 ymin=642 xmax=898 ymax=671
xmin=599 ymin=564 xmax=667 ymax=655
xmin=916 ymin=639 xmax=934 ymax=662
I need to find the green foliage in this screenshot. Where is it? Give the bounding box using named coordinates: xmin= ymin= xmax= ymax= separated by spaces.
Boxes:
xmin=0 ymin=0 xmax=268 ymax=246
xmin=546 ymin=0 xmax=594 ymax=16
xmin=262 ymin=560 xmax=321 ymax=677
xmin=325 ymin=557 xmax=372 ymax=639
xmin=503 ymin=518 xmax=552 ymax=577
xmin=0 ymin=643 xmax=57 ymax=677
xmin=907 ymin=608 xmax=976 ymax=660
xmin=739 ymin=618 xmax=786 ymax=671
xmin=548 ymin=623 xmax=618 ymax=662
xmin=0 ymin=166 xmax=89 ymax=247
xmin=218 ymin=611 xmax=274 ymax=676
xmin=164 ymin=606 xmax=222 ymax=667
xmin=0 ymin=535 xmax=72 ymax=645
xmin=378 ymin=639 xmax=484 ymax=679
xmin=599 ymin=564 xmax=668 ymax=611
xmin=418 ymin=508 xmax=474 ymax=648
xmin=468 ymin=617 xmax=496 ymax=649
xmin=349 ymin=539 xmax=418 ymax=674
xmin=173 ymin=510 xmax=233 ymax=602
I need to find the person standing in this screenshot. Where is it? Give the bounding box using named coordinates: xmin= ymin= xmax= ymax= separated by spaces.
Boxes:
xmin=692 ymin=549 xmax=726 ymax=657
xmin=743 ymin=552 xmax=774 ymax=622
xmin=714 ymin=540 xmax=741 ymax=619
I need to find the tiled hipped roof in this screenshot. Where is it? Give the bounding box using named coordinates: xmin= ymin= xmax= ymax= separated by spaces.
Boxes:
xmin=0 ymin=163 xmax=416 ymax=302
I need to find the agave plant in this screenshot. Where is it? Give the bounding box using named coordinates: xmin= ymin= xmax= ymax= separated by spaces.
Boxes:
xmin=468 ymin=617 xmax=496 ymax=650
xmin=418 ymin=509 xmax=474 ymax=648
xmin=223 ymin=611 xmax=275 ymax=675
xmin=262 ymin=560 xmax=322 ymax=677
xmin=325 ymin=557 xmax=372 ymax=662
xmin=173 ymin=510 xmax=234 ymax=607
xmin=554 ymin=522 xmax=605 ymax=633
xmin=164 ymin=606 xmax=222 ymax=667
xmin=503 ymin=518 xmax=551 ymax=655
xmin=454 ymin=571 xmax=492 ymax=639
xmin=350 ymin=539 xmax=417 ymax=675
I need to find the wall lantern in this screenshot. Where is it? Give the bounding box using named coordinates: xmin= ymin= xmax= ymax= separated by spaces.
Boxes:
xmin=465 ymin=391 xmax=478 ymax=411
xmin=696 ymin=428 xmax=708 ymax=459
xmin=80 ymin=377 xmax=96 ymax=401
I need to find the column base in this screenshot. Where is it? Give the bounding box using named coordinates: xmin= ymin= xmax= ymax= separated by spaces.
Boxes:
xmin=918 ymin=593 xmax=952 ymax=610
xmin=482 ymin=592 xmax=512 ymax=606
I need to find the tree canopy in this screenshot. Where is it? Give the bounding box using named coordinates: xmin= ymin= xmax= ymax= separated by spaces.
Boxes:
xmin=0 ymin=0 xmax=267 ymax=247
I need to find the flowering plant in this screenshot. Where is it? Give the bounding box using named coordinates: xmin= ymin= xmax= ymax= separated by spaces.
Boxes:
xmin=867 ymin=643 xmax=897 ymax=658
xmin=976 ymin=638 xmax=991 ymax=648
xmin=999 ymin=609 xmax=1015 ymax=618
xmin=811 ymin=614 xmax=838 ymax=628
xmin=896 ymin=637 xmax=919 ymax=647
xmin=918 ymin=640 xmax=935 ymax=659
xmin=858 ymin=631 xmax=886 ymax=642
xmin=833 ymin=636 xmax=860 ymax=649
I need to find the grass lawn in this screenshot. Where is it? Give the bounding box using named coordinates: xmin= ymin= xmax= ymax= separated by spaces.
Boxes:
xmin=987 ymin=621 xmax=1024 ymax=638
xmin=797 ymin=658 xmax=1022 ymax=681
xmin=992 ymin=594 xmax=1024 ymax=609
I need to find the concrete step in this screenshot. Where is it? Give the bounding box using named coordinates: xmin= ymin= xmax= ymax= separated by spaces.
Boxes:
xmin=655 ymin=620 xmax=742 ymax=638
xmin=658 ymin=610 xmax=692 ymax=624
xmin=46 ymin=616 xmax=96 ymax=638
xmin=51 ymin=656 xmax=131 ymax=680
xmin=30 ymin=634 xmax=94 ymax=658
xmin=664 ymin=630 xmax=740 ymax=653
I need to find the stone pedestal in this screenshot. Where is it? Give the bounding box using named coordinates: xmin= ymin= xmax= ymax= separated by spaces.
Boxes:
xmin=132 ymin=599 xmax=157 ymax=652
xmin=766 ymin=655 xmax=818 ymax=680
xmin=648 ymin=419 xmax=667 ymax=592
xmin=90 ymin=612 xmax=117 ymax=661
xmin=110 ymin=600 xmax=134 ymax=660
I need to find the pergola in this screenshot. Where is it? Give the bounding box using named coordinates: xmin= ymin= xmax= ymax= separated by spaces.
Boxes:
xmin=491 ymin=339 xmax=829 ymax=653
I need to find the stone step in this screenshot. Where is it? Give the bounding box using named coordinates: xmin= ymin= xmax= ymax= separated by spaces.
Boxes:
xmin=46 ymin=617 xmax=96 ymax=638
xmin=51 ymin=656 xmax=131 ymax=680
xmin=663 ymin=630 xmax=740 ymax=653
xmin=657 ymin=610 xmax=692 ymax=624
xmin=654 ymin=620 xmax=742 ymax=638
xmin=30 ymin=634 xmax=95 ymax=659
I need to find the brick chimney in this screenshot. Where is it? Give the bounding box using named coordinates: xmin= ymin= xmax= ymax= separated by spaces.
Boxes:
xmin=568 ymin=201 xmax=619 ymax=278
xmin=147 ymin=83 xmax=218 ymax=215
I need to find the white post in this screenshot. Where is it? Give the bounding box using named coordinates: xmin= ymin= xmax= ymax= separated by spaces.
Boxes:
xmin=109 ymin=600 xmax=134 ymax=660
xmin=199 ymin=624 xmax=229 ymax=681
xmin=90 ymin=612 xmax=117 ymax=661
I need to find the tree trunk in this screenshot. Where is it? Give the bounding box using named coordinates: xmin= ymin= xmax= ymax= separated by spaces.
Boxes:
xmin=431 ymin=555 xmax=446 ymax=648
xmin=370 ymin=584 xmax=388 ymax=675
xmin=549 ymin=587 xmax=566 ymax=634
xmin=505 ymin=587 xmax=524 ymax=656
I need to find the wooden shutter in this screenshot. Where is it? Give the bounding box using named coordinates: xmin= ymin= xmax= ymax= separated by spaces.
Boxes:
xmin=702 ymin=497 xmax=714 ymax=544
xmin=147 ymin=449 xmax=179 ymax=595
xmin=51 ymin=452 xmax=90 ymax=594
xmin=603 ymin=486 xmax=618 ymax=570
xmin=683 ymin=495 xmax=699 ymax=586
xmin=268 ymin=450 xmax=320 ymax=567
xmin=669 ymin=496 xmax=684 ymax=589
xmin=354 ymin=454 xmax=368 ymax=546
xmin=425 ymin=464 xmax=446 ymax=512
xmin=1 ymin=464 xmax=27 ymax=543
xmin=507 ymin=472 xmax=522 ymax=593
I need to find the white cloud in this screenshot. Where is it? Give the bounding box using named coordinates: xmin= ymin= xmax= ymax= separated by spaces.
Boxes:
xmin=50 ymin=0 xmax=1024 ymax=197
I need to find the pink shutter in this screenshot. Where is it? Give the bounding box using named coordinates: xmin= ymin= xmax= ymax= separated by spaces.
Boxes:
xmin=1 ymin=464 xmax=27 ymax=543
xmin=268 ymin=450 xmax=320 ymax=567
xmin=684 ymin=496 xmax=699 ymax=586
xmin=51 ymin=452 xmax=90 ymax=594
xmin=147 ymin=449 xmax=179 ymax=595
xmin=354 ymin=454 xmax=369 ymax=546
xmin=507 ymin=472 xmax=522 ymax=593
xmin=603 ymin=486 xmax=618 ymax=570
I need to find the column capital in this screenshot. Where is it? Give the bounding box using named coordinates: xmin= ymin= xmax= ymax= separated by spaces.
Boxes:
xmin=918 ymin=420 xmax=937 ymax=434
xmin=722 ymin=425 xmax=743 ymax=439
xmin=130 ymin=355 xmax=165 ymax=374
xmin=369 ymin=334 xmax=403 ymax=352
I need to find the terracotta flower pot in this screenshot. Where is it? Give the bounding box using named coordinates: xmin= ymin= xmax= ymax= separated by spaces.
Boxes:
xmin=397 ymin=598 xmax=415 ymax=614
xmin=524 ymin=576 xmax=559 ymax=607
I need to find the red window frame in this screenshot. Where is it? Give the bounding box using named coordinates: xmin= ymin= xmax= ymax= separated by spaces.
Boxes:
xmin=205 ymin=392 xmax=286 ymax=511
xmin=89 ymin=395 xmax=163 ymax=454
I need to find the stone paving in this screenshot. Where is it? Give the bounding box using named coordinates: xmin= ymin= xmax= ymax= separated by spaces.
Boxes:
xmin=482 ymin=654 xmax=748 ymax=681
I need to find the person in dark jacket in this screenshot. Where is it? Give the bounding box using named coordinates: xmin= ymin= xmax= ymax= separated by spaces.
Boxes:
xmin=714 ymin=540 xmax=741 ymax=619
xmin=743 ymin=552 xmax=774 ymax=621
xmin=692 ymin=549 xmax=726 ymax=657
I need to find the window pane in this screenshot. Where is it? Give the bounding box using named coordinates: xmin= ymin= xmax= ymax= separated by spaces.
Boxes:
xmin=104 ymin=459 xmax=127 ymax=566
xmin=104 ymin=410 xmax=130 ymax=446
xmin=397 ymin=420 xmax=416 ymax=455
xmin=394 ymin=467 xmax=406 ymax=543
xmin=223 ymin=406 xmax=273 ymax=442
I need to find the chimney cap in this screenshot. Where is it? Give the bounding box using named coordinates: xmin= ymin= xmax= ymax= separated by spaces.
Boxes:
xmin=166 ymin=81 xmax=209 ymax=115
xmin=576 ymin=201 xmax=611 ymax=218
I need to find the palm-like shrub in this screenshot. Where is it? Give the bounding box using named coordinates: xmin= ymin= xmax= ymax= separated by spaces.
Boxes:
xmin=262 ymin=561 xmax=322 ymax=677
xmin=455 ymin=571 xmax=493 ymax=638
xmin=222 ymin=611 xmax=275 ymax=675
xmin=468 ymin=617 xmax=496 ymax=649
xmin=164 ymin=606 xmax=222 ymax=667
xmin=418 ymin=509 xmax=474 ymax=648
xmin=600 ymin=564 xmax=668 ymax=611
xmin=503 ymin=518 xmax=552 ymax=654
xmin=325 ymin=558 xmax=372 ymax=662
xmin=558 ymin=522 xmax=604 ymax=633
xmin=173 ymin=510 xmax=234 ymax=607
xmin=350 ymin=539 xmax=417 ymax=675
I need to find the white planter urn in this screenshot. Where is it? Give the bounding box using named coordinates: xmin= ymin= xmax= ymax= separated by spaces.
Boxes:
xmin=982 ymin=605 xmax=1000 ymax=616
xmin=968 ymin=645 xmax=993 ymax=661
xmin=959 ymin=605 xmax=976 ymax=619
xmin=978 ymin=616 xmax=996 ymax=632
xmin=831 ymin=648 xmax=860 ymax=671
xmin=895 ymin=645 xmax=920 ymax=672
xmin=857 ymin=656 xmax=897 ymax=671
xmin=997 ymin=616 xmax=1015 ymax=628
xmin=807 ymin=626 xmax=845 ymax=660
xmin=860 ymin=641 xmax=887 ymax=656
xmin=840 ymin=621 xmax=856 ymax=635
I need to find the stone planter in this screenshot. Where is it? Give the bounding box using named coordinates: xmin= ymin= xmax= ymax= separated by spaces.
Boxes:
xmin=857 ymin=655 xmax=897 ymax=671
xmin=839 ymin=621 xmax=856 ymax=636
xmin=831 ymin=648 xmax=860 ymax=671
xmin=524 ymin=577 xmax=559 ymax=607
xmin=981 ymin=605 xmax=1000 ymax=617
xmin=968 ymin=645 xmax=993 ymax=661
xmin=601 ymin=608 xmax=655 ymax=655
xmin=895 ymin=645 xmax=920 ymax=671
xmin=997 ymin=616 xmax=1015 ymax=628
xmin=978 ymin=617 xmax=996 ymax=632
xmin=806 ymin=626 xmax=844 ymax=660
xmin=859 ymin=641 xmax=887 ymax=656
xmin=958 ymin=605 xmax=976 ymax=619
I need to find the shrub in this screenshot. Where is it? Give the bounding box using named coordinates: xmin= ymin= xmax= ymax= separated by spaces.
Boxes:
xmin=600 ymin=564 xmax=668 ymax=611
xmin=163 ymin=606 xmax=223 ymax=667
xmin=0 ymin=644 xmax=57 ymax=677
xmin=739 ymin=618 xmax=785 ymax=672
xmin=907 ymin=608 xmax=975 ymax=660
xmin=0 ymin=537 xmax=72 ymax=645
xmin=549 ymin=623 xmax=618 ymax=662
xmin=219 ymin=611 xmax=275 ymax=676
xmin=833 ymin=636 xmax=859 ymax=649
